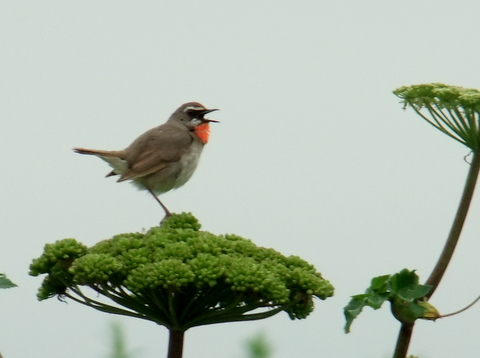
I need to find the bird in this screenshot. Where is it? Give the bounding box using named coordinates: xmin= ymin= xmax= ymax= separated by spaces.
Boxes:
xmin=74 ymin=102 xmax=219 ymax=219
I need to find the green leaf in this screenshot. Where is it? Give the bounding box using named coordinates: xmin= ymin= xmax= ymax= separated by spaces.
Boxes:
xmin=345 ymin=269 xmax=433 ymax=330
xmin=370 ymin=274 xmax=390 ymax=291
xmin=366 ymin=293 xmax=389 ymax=309
xmin=389 ymin=269 xmax=432 ymax=301
xmin=344 ymin=274 xmax=396 ymax=333
xmin=398 ymin=284 xmax=432 ymax=301
xmin=344 ymin=297 xmax=367 ymax=333
xmin=389 ymin=269 xmax=418 ymax=293
xmin=0 ymin=273 xmax=17 ymax=289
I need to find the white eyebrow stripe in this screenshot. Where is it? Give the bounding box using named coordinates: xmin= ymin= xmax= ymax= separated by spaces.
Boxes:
xmin=184 ymin=106 xmax=205 ymax=112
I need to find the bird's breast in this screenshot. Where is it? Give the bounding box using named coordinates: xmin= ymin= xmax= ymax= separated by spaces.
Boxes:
xmin=174 ymin=141 xmax=204 ymax=188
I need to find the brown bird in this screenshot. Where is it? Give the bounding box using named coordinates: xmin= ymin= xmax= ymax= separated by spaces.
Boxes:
xmin=74 ymin=102 xmax=219 ymax=218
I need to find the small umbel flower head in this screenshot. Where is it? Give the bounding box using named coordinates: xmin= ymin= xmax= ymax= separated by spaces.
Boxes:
xmin=394 ymin=83 xmax=480 ymax=152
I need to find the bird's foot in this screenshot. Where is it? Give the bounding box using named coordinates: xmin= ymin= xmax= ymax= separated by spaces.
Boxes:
xmin=159 ymin=212 xmax=172 ymax=226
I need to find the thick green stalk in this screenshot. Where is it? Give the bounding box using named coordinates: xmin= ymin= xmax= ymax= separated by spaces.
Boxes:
xmin=426 ymin=151 xmax=480 ymax=297
xmin=393 ymin=151 xmax=480 ymax=358
xmin=167 ymin=329 xmax=185 ymax=358
xmin=393 ymin=323 xmax=414 ymax=358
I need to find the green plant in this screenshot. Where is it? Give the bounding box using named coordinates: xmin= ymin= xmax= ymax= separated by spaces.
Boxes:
xmin=30 ymin=213 xmax=334 ymax=358
xmin=344 ymin=269 xmax=438 ymax=333
xmin=245 ymin=333 xmax=271 ymax=358
xmin=0 ymin=273 xmax=17 ymax=289
xmin=107 ymin=322 xmax=132 ymax=358
xmin=345 ymin=83 xmax=480 ymax=358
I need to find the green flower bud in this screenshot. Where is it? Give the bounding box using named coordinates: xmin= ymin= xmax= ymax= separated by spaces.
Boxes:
xmin=31 ymin=213 xmax=334 ymax=329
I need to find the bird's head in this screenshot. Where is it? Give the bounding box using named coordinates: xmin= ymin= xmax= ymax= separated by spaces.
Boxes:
xmin=171 ymin=102 xmax=219 ymax=128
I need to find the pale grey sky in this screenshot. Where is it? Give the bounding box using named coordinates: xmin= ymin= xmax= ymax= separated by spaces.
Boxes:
xmin=1 ymin=2 xmax=480 ymax=358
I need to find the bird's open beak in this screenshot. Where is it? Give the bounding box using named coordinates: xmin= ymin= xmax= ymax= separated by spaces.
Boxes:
xmin=202 ymin=109 xmax=219 ymax=123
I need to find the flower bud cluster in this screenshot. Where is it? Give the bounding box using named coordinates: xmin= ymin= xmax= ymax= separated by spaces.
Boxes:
xmin=30 ymin=213 xmax=334 ymax=325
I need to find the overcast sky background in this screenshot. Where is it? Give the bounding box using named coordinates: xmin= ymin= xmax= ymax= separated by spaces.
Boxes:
xmin=2 ymin=2 xmax=480 ymax=358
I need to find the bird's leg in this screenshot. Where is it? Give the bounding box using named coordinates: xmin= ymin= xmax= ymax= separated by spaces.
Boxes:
xmin=146 ymin=187 xmax=172 ymax=218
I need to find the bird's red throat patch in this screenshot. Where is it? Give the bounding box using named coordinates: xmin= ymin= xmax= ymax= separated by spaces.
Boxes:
xmin=194 ymin=123 xmax=211 ymax=144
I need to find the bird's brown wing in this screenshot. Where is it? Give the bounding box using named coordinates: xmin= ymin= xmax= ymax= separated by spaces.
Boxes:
xmin=118 ymin=123 xmax=193 ymax=182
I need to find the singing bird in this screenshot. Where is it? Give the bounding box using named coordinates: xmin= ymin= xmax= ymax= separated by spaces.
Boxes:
xmin=74 ymin=102 xmax=219 ymax=218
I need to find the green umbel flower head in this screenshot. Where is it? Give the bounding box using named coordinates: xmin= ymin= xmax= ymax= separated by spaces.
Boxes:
xmin=394 ymin=83 xmax=480 ymax=151
xmin=30 ymin=213 xmax=334 ymax=330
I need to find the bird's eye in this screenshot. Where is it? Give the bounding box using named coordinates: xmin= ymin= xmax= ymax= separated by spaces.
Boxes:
xmin=186 ymin=111 xmax=204 ymax=121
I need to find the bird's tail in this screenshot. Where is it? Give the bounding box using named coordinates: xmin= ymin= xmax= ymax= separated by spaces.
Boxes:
xmin=73 ymin=147 xmax=119 ymax=157
xmin=73 ymin=148 xmax=127 ymax=177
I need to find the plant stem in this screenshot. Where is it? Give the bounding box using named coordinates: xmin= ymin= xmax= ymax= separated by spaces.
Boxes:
xmin=440 ymin=295 xmax=480 ymax=318
xmin=167 ymin=329 xmax=185 ymax=358
xmin=392 ymin=151 xmax=480 ymax=358
xmin=425 ymin=151 xmax=480 ymax=298
xmin=393 ymin=323 xmax=414 ymax=358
